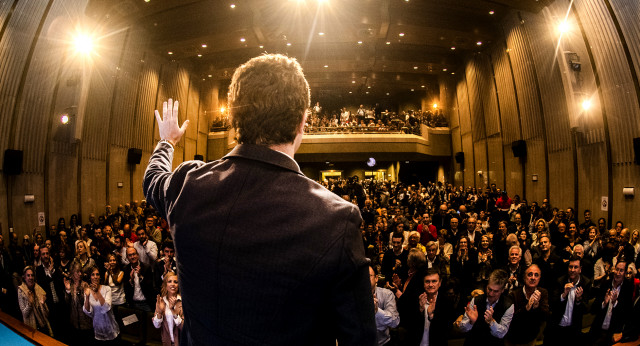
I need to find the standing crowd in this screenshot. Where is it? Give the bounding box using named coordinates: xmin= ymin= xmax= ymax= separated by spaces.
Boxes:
xmin=325 ymin=178 xmax=640 ymax=346
xmin=0 ymin=201 xmax=182 ymax=345
xmin=0 ymin=179 xmax=639 ymax=345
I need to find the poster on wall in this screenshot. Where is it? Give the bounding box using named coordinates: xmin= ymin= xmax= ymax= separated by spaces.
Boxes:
xmin=38 ymin=212 xmax=45 ymax=226
xmin=601 ymin=197 xmax=608 ymax=212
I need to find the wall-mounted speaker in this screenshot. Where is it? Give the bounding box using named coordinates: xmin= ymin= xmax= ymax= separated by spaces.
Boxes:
xmin=511 ymin=140 xmax=527 ymax=158
xmin=194 ymin=154 xmax=204 ymax=161
xmin=3 ymin=149 xmax=23 ymax=175
xmin=634 ymin=137 xmax=640 ymax=165
xmin=454 ymin=152 xmax=464 ymax=164
xmin=127 ymin=148 xmax=142 ymax=165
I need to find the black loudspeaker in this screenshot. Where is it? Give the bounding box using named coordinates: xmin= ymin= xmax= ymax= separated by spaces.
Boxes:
xmin=127 ymin=148 xmax=142 ymax=165
xmin=634 ymin=137 xmax=640 ymax=165
xmin=3 ymin=149 xmax=23 ymax=175
xmin=454 ymin=152 xmax=464 ymax=164
xmin=512 ymin=140 xmax=527 ymax=158
xmin=194 ymin=154 xmax=204 ymax=161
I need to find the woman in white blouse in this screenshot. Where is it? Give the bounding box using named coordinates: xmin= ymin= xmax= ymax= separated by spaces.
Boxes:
xmin=83 ymin=266 xmax=120 ymax=343
xmin=153 ymin=272 xmax=184 ymax=346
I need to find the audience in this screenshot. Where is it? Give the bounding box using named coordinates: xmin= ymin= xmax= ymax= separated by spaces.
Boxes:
xmin=0 ymin=179 xmax=639 ymax=345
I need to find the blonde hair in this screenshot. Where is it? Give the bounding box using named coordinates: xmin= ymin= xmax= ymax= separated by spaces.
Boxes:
xmin=160 ymin=272 xmax=179 ymax=298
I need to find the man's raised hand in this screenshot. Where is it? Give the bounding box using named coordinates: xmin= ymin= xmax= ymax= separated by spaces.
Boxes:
xmin=155 ymin=99 xmax=189 ymax=146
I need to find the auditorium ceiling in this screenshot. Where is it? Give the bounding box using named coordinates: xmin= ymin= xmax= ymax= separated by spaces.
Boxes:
xmin=86 ymin=0 xmax=552 ymax=100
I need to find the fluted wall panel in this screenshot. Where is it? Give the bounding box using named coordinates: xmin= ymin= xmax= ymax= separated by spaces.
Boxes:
xmin=0 ymin=0 xmax=48 ymax=167
xmin=575 ymin=0 xmax=640 ymax=164
xmin=465 ymin=60 xmax=486 ymax=142
xmin=456 ymin=79 xmax=471 ymax=136
xmin=503 ymin=15 xmax=544 ymax=141
xmin=490 ymin=43 xmax=521 ymax=145
xmin=487 ymin=136 xmax=504 ymax=188
xmin=524 ymin=11 xmax=572 ymax=152
xmin=14 ymin=0 xmax=86 ymax=173
xmin=133 ymin=55 xmax=161 ymax=153
xmin=110 ymin=28 xmax=146 ymax=149
xmin=475 ymin=54 xmax=501 ymax=138
xmin=0 ymin=1 xmax=16 ymax=28
xmin=461 ymin=133 xmax=474 ymax=187
xmin=81 ymin=30 xmax=127 ymax=161
xmin=610 ymin=0 xmax=640 ymax=90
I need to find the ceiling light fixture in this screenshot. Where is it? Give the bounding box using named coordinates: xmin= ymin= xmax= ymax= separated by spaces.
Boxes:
xmin=476 ymin=41 xmax=482 ymax=46
xmin=442 ymin=68 xmax=447 ymax=71
xmin=324 ymin=65 xmax=328 ymax=68
xmin=489 ymin=10 xmax=494 ymax=15
xmin=451 ymin=46 xmax=456 ymax=50
xmin=413 ymin=66 xmax=418 ymax=70
xmin=421 ymin=85 xmax=425 ymax=88
xmin=318 ymin=32 xmax=325 ymax=36
xmin=201 ymin=44 xmax=207 ymax=48
xmin=558 ymin=21 xmax=570 ymax=34
xmin=286 ymin=42 xmax=292 ymax=46
xmin=240 ymin=38 xmax=246 ymax=42
xmin=399 ymin=33 xmax=405 ymax=37
xmin=168 ymin=51 xmax=173 ymax=55
xmin=197 ymin=54 xmax=202 ymax=57
xmin=352 ymin=80 xmax=356 ymax=83
xmin=357 ymin=41 xmax=363 ymax=44
xmin=386 ymin=41 xmax=391 ymax=45
xmin=259 ymin=45 xmax=264 ymax=48
xmin=230 ymin=4 xmax=235 ymax=8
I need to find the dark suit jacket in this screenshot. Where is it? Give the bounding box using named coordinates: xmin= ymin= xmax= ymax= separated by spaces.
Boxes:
xmin=123 ymin=261 xmax=154 ymax=307
xmin=550 ymin=274 xmax=591 ymax=329
xmin=144 ymin=143 xmax=376 ymax=346
xmin=405 ymin=290 xmax=454 ymax=346
xmin=590 ymin=278 xmax=633 ymax=334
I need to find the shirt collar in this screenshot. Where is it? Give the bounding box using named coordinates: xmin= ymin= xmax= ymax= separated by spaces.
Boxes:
xmin=224 ymin=144 xmax=302 ymax=174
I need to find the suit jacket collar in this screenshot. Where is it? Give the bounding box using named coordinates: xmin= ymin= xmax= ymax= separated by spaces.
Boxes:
xmin=224 ymin=144 xmax=301 ymax=174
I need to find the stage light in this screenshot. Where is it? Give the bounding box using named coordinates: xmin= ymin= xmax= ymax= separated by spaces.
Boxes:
xmin=582 ymin=99 xmax=592 ymax=111
xmin=220 ymin=107 xmax=226 ymax=113
xmin=433 ymin=104 xmax=438 ymax=109
xmin=558 ymin=21 xmax=570 ymax=34
xmin=73 ymin=34 xmax=94 ymax=55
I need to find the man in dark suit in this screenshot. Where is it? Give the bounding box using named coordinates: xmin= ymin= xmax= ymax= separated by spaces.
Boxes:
xmin=588 ymin=260 xmax=634 ymax=345
xmin=544 ymin=255 xmax=591 ymax=345
xmin=123 ymin=247 xmax=154 ymax=346
xmin=144 ymin=54 xmax=375 ymax=345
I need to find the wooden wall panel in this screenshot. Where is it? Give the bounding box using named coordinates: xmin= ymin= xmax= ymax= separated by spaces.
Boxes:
xmin=14 ymin=0 xmax=85 ymax=173
xmin=80 ymin=159 xmax=107 ymax=220
xmin=0 ymin=1 xmax=16 ymax=28
xmin=548 ymin=150 xmax=574 ymax=208
xmin=456 ymin=79 xmax=472 ymax=135
xmin=0 ymin=0 xmax=48 ymax=166
xmin=133 ymin=55 xmax=160 ymax=153
xmin=523 ymin=11 xmax=572 ymax=152
xmin=577 ymin=142 xmax=609 ymax=223
xmin=503 ymin=149 xmax=523 ymax=198
xmin=503 ymin=16 xmax=544 ymax=141
xmin=81 ymin=30 xmax=127 ymax=161
xmin=474 ymin=139 xmax=487 ymax=187
xmin=487 ymin=136 xmax=504 ymax=188
xmin=575 ymin=0 xmax=640 ymax=164
xmin=610 ymin=0 xmax=640 ymax=87
xmin=465 ymin=60 xmax=486 ymax=142
xmin=110 ymin=28 xmax=145 ymax=149
xmin=476 ymin=55 xmax=501 ymax=137
xmin=461 ymin=133 xmax=474 ymax=188
xmin=490 ymin=43 xmax=521 ymax=145
xmin=525 ymin=139 xmax=547 ymax=202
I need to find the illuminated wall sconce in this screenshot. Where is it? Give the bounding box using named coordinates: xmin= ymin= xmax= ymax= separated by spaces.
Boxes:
xmin=623 ymin=187 xmax=634 ymax=198
xmin=24 ymin=195 xmax=35 ymax=203
xmin=532 ymin=174 xmax=538 ymax=182
xmin=117 ymin=182 xmax=124 ymax=188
